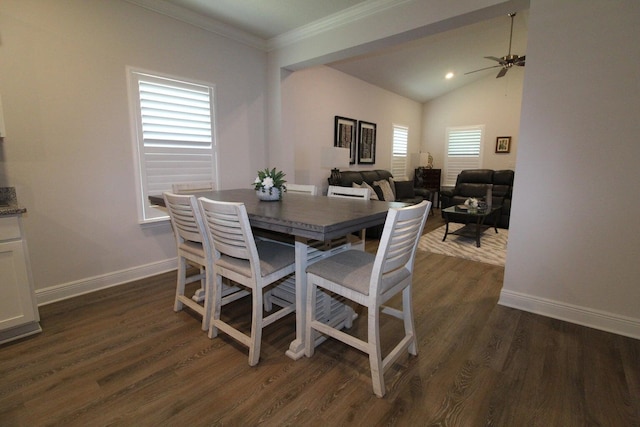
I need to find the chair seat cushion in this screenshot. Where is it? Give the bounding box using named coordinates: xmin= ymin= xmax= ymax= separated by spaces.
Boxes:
xmin=306 ymin=250 xmax=411 ymax=296
xmin=217 ymin=240 xmax=295 ymax=278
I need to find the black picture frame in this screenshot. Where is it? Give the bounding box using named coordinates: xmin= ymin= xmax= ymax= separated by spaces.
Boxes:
xmin=357 ymin=121 xmax=376 ymax=164
xmin=495 ymin=136 xmax=511 ymax=153
xmin=334 ymin=116 xmax=357 ymax=164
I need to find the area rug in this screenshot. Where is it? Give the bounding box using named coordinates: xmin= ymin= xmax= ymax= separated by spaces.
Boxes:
xmin=418 ymin=224 xmax=508 ymax=266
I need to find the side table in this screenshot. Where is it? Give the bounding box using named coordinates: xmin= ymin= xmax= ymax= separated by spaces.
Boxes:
xmin=414 ymin=168 xmax=441 ymax=208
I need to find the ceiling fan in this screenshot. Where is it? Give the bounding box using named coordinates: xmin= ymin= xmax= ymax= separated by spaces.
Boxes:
xmin=465 ymin=12 xmax=525 ymax=78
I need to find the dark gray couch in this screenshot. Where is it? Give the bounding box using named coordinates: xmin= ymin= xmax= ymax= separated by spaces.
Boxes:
xmin=333 ymin=169 xmax=430 ymax=204
xmin=331 ymin=169 xmax=431 ymax=237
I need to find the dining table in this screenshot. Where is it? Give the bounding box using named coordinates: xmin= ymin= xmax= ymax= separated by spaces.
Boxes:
xmin=149 ymin=188 xmax=406 ymax=359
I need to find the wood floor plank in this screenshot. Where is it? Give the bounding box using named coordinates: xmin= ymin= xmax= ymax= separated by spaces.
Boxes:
xmin=1 ymin=210 xmax=639 ymax=425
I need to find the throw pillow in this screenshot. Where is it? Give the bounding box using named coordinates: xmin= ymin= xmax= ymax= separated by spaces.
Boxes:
xmin=361 ymin=181 xmax=379 ymax=200
xmin=372 ymin=185 xmax=385 ymax=201
xmin=373 ymin=179 xmax=395 ymax=202
xmin=390 ymin=179 xmax=415 ymax=200
xmin=352 ymin=182 xmax=379 ymax=200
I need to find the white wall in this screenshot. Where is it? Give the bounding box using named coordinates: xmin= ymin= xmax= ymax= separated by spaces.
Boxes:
xmin=268 ymin=0 xmax=529 ymax=180
xmin=271 ymin=0 xmax=640 ymax=338
xmin=281 ymin=66 xmax=422 ymax=191
xmin=500 ymin=0 xmax=640 ymax=338
xmin=422 ymin=71 xmax=523 ymax=176
xmin=0 ymin=0 xmax=267 ymax=301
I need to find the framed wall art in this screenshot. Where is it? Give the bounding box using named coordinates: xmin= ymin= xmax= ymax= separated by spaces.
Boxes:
xmin=495 ymin=136 xmax=511 ymax=153
xmin=334 ymin=116 xmax=357 ymax=164
xmin=357 ymin=121 xmax=376 ymax=164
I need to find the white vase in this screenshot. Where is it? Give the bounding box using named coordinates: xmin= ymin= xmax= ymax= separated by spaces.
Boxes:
xmin=256 ymin=188 xmax=280 ymax=201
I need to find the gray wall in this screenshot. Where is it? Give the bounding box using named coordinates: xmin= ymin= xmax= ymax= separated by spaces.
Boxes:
xmin=272 ymin=0 xmax=640 ymax=338
xmin=499 ymin=0 xmax=640 ymax=338
xmin=0 ymin=0 xmax=267 ymax=301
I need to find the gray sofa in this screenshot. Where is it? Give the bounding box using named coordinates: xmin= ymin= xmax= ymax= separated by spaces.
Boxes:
xmin=332 ymin=169 xmax=430 ymax=204
xmin=331 ymin=169 xmax=431 ymax=237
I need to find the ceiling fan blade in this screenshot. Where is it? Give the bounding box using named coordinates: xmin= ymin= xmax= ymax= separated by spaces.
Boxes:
xmin=464 ymin=64 xmax=501 ymax=75
xmin=514 ymin=55 xmax=526 ymax=66
xmin=496 ymin=67 xmax=509 ymax=78
xmin=485 ymin=56 xmax=507 ymax=65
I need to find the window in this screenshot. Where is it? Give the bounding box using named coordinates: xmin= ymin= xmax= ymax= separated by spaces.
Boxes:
xmin=129 ymin=69 xmax=217 ymax=222
xmin=391 ymin=124 xmax=408 ymax=179
xmin=444 ymin=125 xmax=484 ymax=186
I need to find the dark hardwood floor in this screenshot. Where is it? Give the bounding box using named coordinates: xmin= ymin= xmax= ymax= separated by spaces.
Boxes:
xmin=1 ymin=210 xmax=639 ymax=426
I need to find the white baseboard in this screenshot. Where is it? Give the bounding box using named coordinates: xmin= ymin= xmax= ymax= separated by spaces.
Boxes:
xmin=498 ymin=289 xmax=640 ymax=340
xmin=36 ymin=258 xmax=177 ymax=306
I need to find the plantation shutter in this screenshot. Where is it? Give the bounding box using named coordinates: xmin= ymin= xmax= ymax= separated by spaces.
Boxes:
xmin=444 ymin=126 xmax=483 ymax=186
xmin=391 ymin=124 xmax=408 ymax=179
xmin=130 ymin=71 xmax=216 ymax=221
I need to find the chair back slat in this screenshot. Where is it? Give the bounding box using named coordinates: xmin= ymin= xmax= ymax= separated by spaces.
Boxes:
xmin=327 ymin=185 xmax=370 ymax=200
xmin=172 ymin=181 xmax=214 ymax=193
xmin=198 ymin=198 xmax=259 ymax=264
xmin=286 ymin=184 xmax=318 ymax=195
xmin=164 ymin=192 xmax=205 ymax=244
xmin=372 ymin=200 xmax=431 ymax=295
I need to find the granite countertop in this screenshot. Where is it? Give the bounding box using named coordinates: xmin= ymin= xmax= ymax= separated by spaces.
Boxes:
xmin=0 ymin=187 xmax=27 ymax=216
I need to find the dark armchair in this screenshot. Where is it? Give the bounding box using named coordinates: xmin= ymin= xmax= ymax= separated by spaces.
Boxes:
xmin=440 ymin=169 xmax=514 ymax=228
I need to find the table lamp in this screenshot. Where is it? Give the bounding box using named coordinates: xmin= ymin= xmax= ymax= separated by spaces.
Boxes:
xmin=413 ymin=151 xmax=433 ymax=169
xmin=321 ymin=147 xmax=350 ymax=185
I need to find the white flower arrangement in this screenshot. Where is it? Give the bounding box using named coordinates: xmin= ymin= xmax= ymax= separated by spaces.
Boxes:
xmin=253 ymin=168 xmax=286 ymax=198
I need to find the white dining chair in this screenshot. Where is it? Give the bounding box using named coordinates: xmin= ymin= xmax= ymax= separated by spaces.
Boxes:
xmin=327 ymin=185 xmax=371 ymax=250
xmin=163 ymin=192 xmax=213 ymax=331
xmin=172 ymin=181 xmax=214 ymax=193
xmin=327 ymin=185 xmax=371 ymax=199
xmin=285 ymin=183 xmax=318 ymax=196
xmin=164 ymin=192 xmax=250 ymax=331
xmin=169 ymin=182 xmax=215 ymax=301
xmin=304 ymin=200 xmax=431 ymax=397
xmin=198 ymin=197 xmax=297 ymax=366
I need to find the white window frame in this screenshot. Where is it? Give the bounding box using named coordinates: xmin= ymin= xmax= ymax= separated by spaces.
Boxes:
xmin=391 ymin=124 xmax=409 ymax=179
xmin=128 ymin=68 xmax=218 ymax=223
xmin=444 ymin=125 xmax=484 ymax=187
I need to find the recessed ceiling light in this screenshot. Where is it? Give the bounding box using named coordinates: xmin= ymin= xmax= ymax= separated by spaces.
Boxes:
xmin=445 ymin=72 xmax=454 ymax=79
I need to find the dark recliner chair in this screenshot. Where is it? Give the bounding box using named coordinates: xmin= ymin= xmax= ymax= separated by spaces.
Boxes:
xmin=440 ymin=169 xmax=514 ymax=228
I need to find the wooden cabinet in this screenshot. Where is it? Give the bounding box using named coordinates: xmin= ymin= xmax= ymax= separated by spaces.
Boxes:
xmin=414 ymin=168 xmax=441 ymax=207
xmin=0 ymin=215 xmax=41 ymax=344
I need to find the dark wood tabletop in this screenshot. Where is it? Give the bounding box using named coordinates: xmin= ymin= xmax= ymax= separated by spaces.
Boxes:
xmin=150 ymin=188 xmax=406 ymax=241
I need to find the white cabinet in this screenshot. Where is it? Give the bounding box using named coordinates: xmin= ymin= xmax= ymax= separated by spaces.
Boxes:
xmin=0 ymin=215 xmax=41 ymax=344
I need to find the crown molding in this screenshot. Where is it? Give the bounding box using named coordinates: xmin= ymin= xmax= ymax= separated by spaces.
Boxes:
xmin=125 ymin=0 xmax=411 ymax=53
xmin=124 ymin=0 xmax=268 ymax=51
xmin=267 ymin=0 xmax=412 ymax=51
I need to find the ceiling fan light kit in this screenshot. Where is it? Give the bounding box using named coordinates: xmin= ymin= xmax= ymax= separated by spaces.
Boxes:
xmin=465 ymin=12 xmax=526 ymax=78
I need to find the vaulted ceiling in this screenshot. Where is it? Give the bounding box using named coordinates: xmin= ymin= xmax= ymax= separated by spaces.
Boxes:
xmin=128 ymin=0 xmax=528 ymax=103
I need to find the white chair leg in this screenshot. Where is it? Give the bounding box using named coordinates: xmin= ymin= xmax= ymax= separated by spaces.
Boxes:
xmin=190 ymin=265 xmax=206 ymax=302
xmin=368 ymin=306 xmax=385 ymax=398
xmin=174 ymin=257 xmax=187 ymax=312
xmin=248 ymin=287 xmax=263 ymax=366
xmin=403 ymin=286 xmax=417 ymax=356
xmin=208 ymin=274 xmax=223 ymax=339
xmin=264 ymin=289 xmax=273 ymax=312
xmin=201 ymin=267 xmax=212 ymax=332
